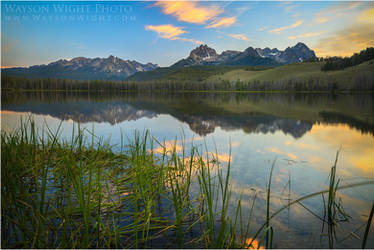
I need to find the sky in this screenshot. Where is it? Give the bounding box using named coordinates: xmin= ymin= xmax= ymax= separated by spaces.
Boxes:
xmin=1 ymin=1 xmax=374 ymax=67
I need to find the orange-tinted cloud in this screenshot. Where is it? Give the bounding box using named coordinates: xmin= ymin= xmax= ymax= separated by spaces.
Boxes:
xmin=145 ymin=24 xmax=186 ymax=39
xmin=312 ymin=3 xmax=374 ymax=57
xmin=288 ymin=31 xmax=324 ymax=40
xmin=359 ymin=7 xmax=374 ymax=23
xmin=269 ymin=20 xmax=304 ymax=34
xmin=229 ymin=33 xmax=249 ymax=41
xmin=314 ymin=7 xmax=374 ymax=57
xmin=154 ymin=1 xmax=223 ymax=24
xmin=206 ymin=17 xmax=237 ymax=28
xmin=154 ymin=1 xmax=236 ymax=29
xmin=145 ymin=24 xmax=203 ymax=44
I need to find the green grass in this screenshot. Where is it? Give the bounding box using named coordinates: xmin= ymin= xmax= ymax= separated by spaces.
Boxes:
xmin=207 ymin=60 xmax=374 ymax=90
xmin=127 ymin=65 xmax=271 ymax=82
xmin=207 ymin=62 xmax=322 ymax=82
xmin=2 ymin=117 xmax=374 ymax=248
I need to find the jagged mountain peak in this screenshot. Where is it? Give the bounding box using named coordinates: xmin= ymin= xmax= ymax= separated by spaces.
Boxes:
xmin=107 ymin=55 xmax=116 ymax=61
xmin=294 ymin=42 xmax=308 ymax=49
xmin=244 ymin=47 xmax=259 ymax=56
xmin=172 ymin=42 xmax=316 ymax=67
xmin=285 ymin=42 xmax=316 ymax=62
xmin=189 ymin=44 xmax=218 ymax=61
xmin=70 ymin=57 xmax=88 ymax=63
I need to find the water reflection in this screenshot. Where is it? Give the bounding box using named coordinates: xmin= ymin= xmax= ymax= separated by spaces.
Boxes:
xmin=2 ymin=92 xmax=374 ymax=137
xmin=309 ymin=124 xmax=374 ymax=175
xmin=1 ymin=91 xmax=374 ymax=248
xmin=245 ymin=238 xmax=264 ymax=249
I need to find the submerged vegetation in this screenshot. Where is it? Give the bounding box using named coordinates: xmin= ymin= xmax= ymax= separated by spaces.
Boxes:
xmin=2 ymin=118 xmax=374 ymax=248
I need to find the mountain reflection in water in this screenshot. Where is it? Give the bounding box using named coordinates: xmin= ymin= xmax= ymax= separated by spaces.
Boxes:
xmin=2 ymin=92 xmax=373 ymax=138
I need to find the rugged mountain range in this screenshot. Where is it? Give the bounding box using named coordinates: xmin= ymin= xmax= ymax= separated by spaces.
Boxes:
xmin=3 ymin=56 xmax=158 ymax=80
xmin=172 ymin=42 xmax=316 ymax=67
xmin=3 ymin=42 xmax=316 ymax=80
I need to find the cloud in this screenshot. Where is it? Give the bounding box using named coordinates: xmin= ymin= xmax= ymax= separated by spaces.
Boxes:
xmin=314 ymin=24 xmax=374 ymax=57
xmin=154 ymin=1 xmax=222 ymax=24
xmin=206 ymin=16 xmax=236 ymax=28
xmin=359 ymin=7 xmax=374 ymax=23
xmin=177 ymin=37 xmax=203 ymax=45
xmin=288 ymin=31 xmax=325 ymax=40
xmin=269 ymin=20 xmax=304 ymax=34
xmin=145 ymin=24 xmax=186 ymax=39
xmin=228 ymin=33 xmax=249 ymax=41
xmin=154 ymin=1 xmax=236 ymax=29
xmin=314 ymin=2 xmax=361 ymax=24
xmin=145 ymin=24 xmax=203 ymax=44
xmin=314 ymin=7 xmax=374 ymax=57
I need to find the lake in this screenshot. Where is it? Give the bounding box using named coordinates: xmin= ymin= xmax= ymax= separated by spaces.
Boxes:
xmin=2 ymin=91 xmax=374 ymax=248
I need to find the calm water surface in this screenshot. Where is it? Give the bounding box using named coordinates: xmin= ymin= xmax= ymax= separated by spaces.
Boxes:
xmin=2 ymin=92 xmax=374 ymax=248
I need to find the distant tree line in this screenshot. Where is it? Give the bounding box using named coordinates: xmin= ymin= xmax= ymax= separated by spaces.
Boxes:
xmin=2 ymin=74 xmax=373 ymax=93
xmin=321 ymin=47 xmax=374 ymax=71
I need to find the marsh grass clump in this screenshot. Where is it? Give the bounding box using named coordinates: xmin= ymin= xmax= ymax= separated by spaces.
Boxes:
xmin=1 ymin=118 xmax=251 ymax=248
xmin=1 ymin=118 xmax=131 ymax=248
xmin=2 ymin=117 xmax=373 ymax=248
